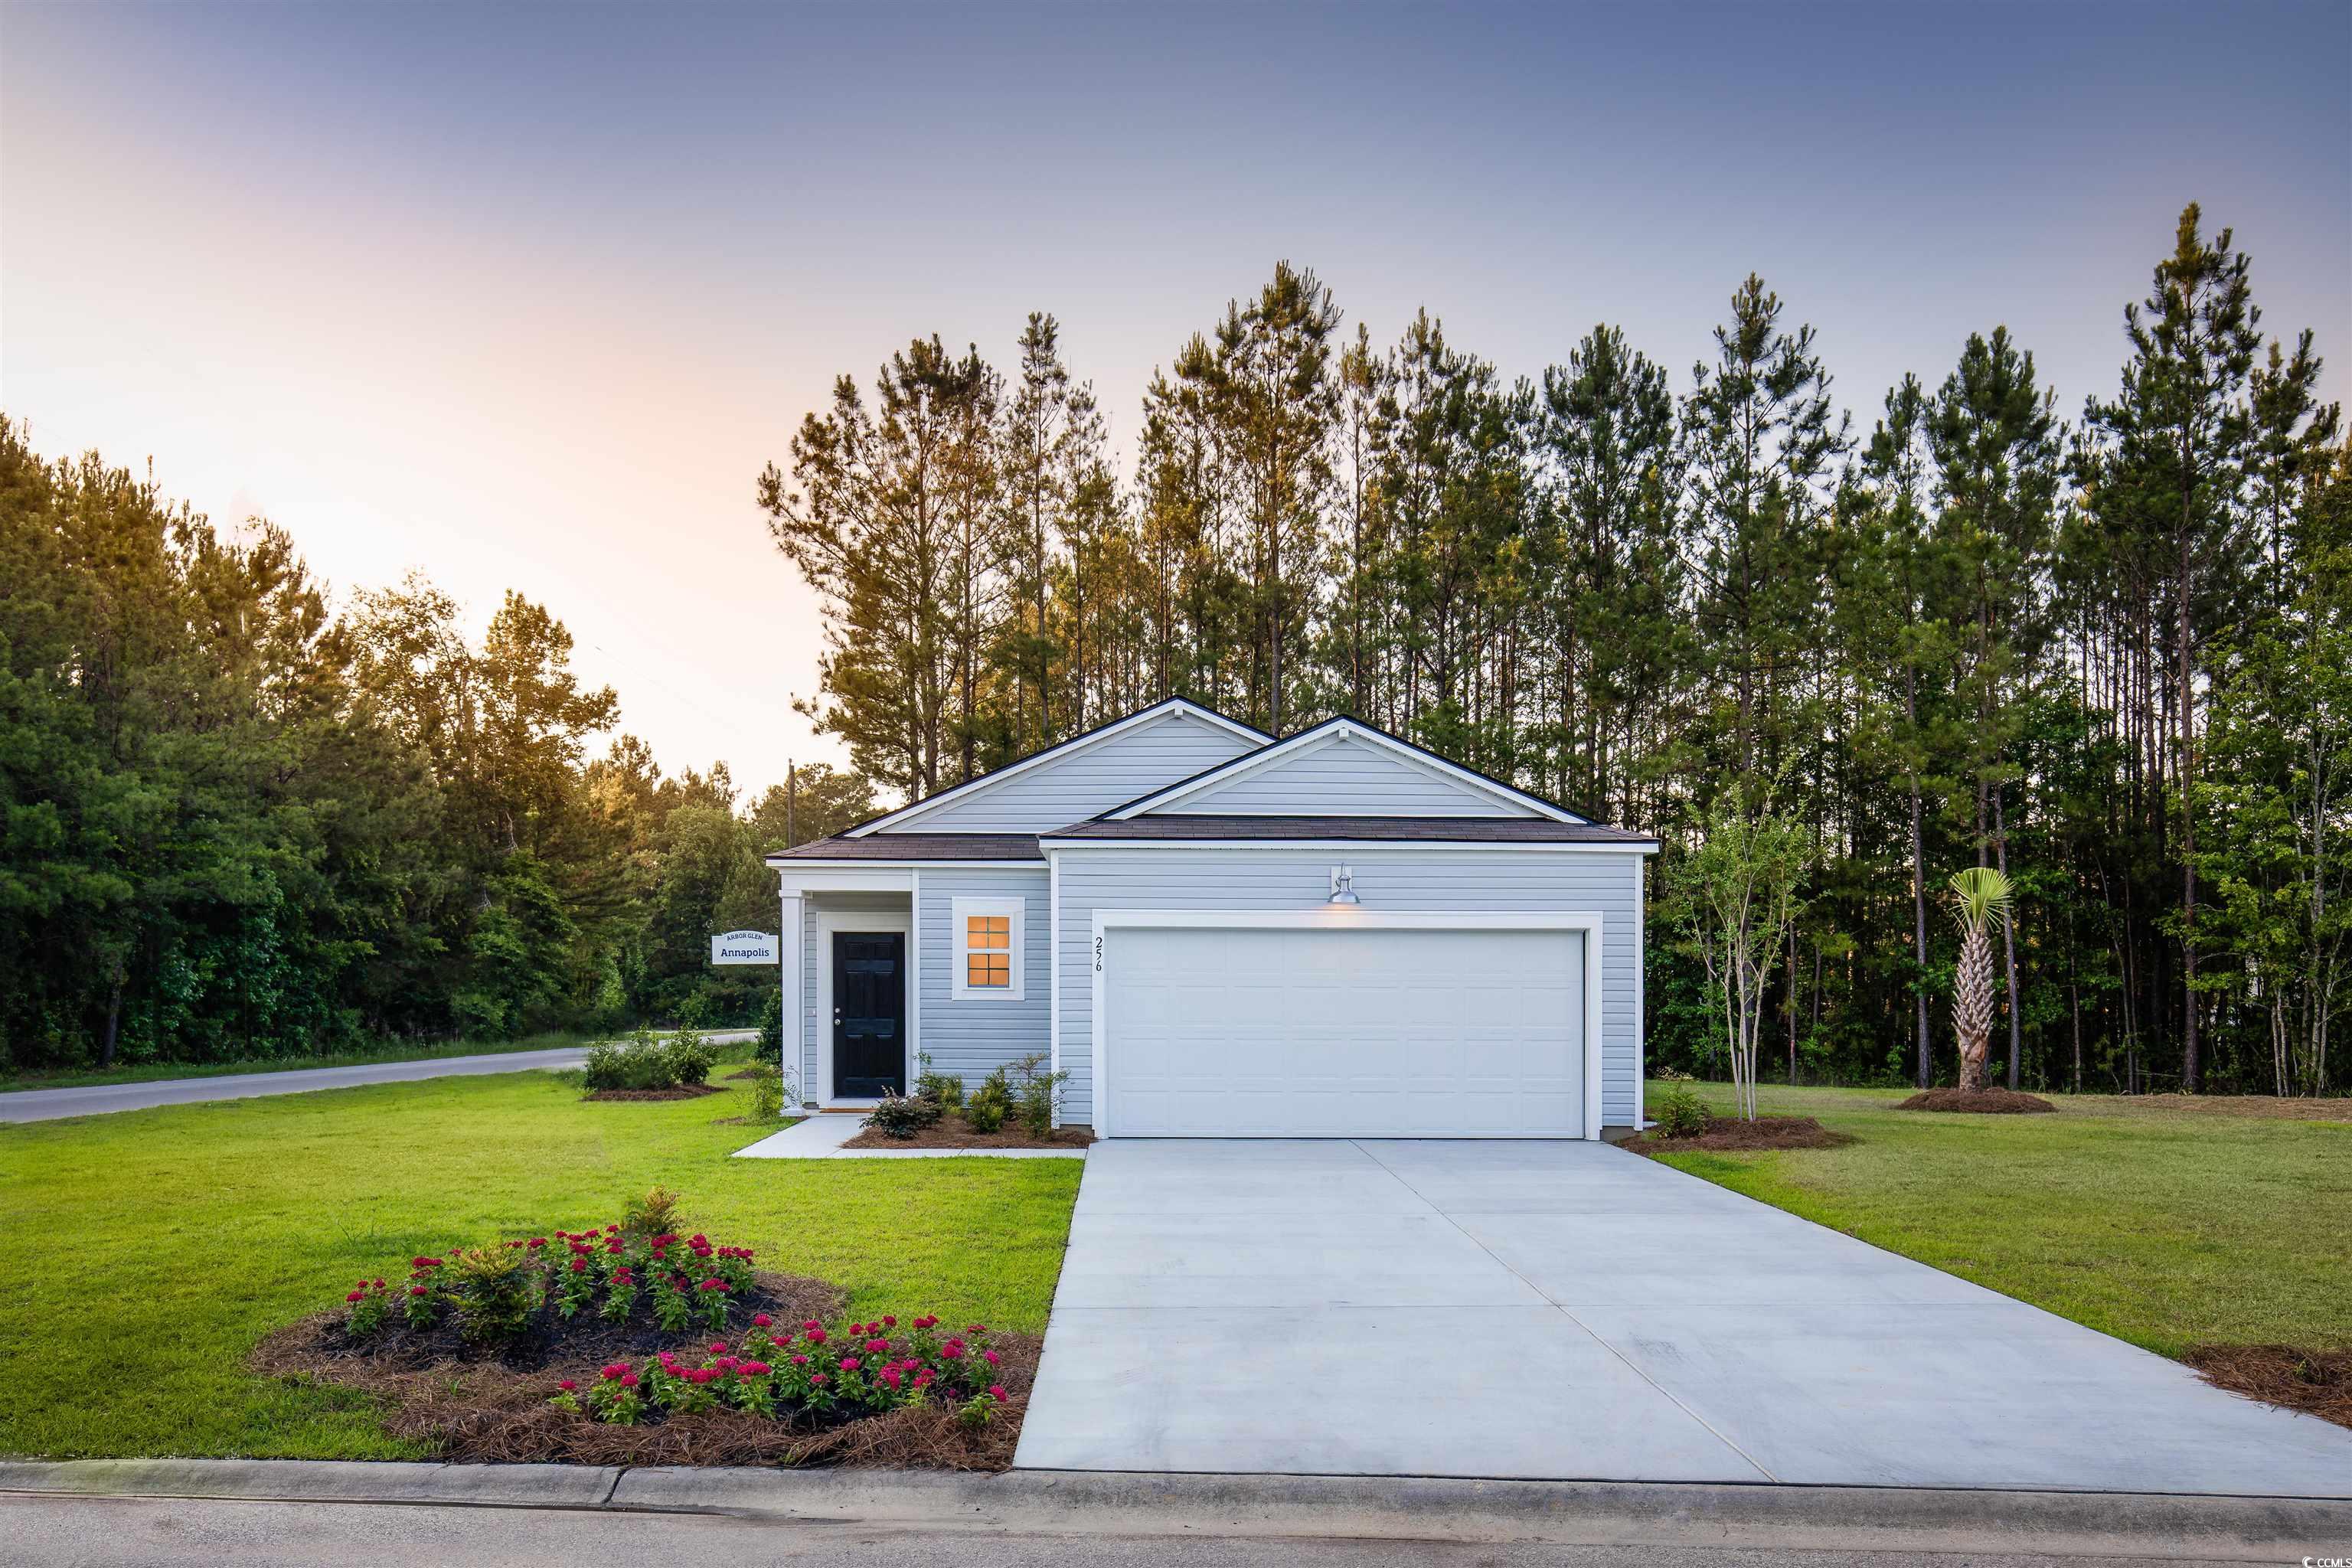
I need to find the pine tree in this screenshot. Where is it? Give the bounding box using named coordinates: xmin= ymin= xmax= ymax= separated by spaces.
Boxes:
xmin=2077 ymin=206 xmax=2265 ymax=1091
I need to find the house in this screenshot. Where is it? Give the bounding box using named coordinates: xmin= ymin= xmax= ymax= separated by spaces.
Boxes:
xmin=766 ymin=697 xmax=1659 ymax=1138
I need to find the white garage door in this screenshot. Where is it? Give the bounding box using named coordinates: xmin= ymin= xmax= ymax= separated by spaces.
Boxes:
xmin=1099 ymin=923 xmax=1586 ymax=1138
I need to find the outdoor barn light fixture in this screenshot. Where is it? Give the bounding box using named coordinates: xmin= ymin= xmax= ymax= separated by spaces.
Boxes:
xmin=1328 ymin=865 xmax=1361 ymax=905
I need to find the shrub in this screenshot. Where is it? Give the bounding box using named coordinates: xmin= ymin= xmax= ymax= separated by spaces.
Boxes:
xmin=914 ymin=1054 xmax=964 ymax=1109
xmin=747 ymin=1073 xmax=786 ymax=1124
xmin=333 ymin=1201 xmax=762 ymax=1348
xmin=1652 ymin=1084 xmax=1712 ymax=1138
xmin=660 ymin=1025 xmax=717 ymax=1086
xmin=583 ymin=1027 xmax=712 ymax=1093
xmin=1008 ymin=1052 xmax=1067 ymax=1138
xmin=756 ymin=989 xmax=783 ymax=1060
xmin=964 ymin=1069 xmax=1013 ymax=1134
xmin=865 ymin=1094 xmax=941 ymax=1139
xmin=550 ymin=1312 xmax=1006 ymax=1430
xmin=624 ymin=1185 xmax=685 ymax=1239
xmin=444 ymin=1245 xmax=541 ymax=1346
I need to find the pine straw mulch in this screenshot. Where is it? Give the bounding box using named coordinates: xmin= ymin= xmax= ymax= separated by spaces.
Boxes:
xmin=1896 ymin=1087 xmax=2056 ymax=1114
xmin=1629 ymin=1114 xmax=1854 ymax=1156
xmin=2184 ymin=1344 xmax=2352 ymax=1431
xmin=583 ymin=1082 xmax=729 ymax=1102
xmin=250 ymin=1271 xmax=1037 ymax=1470
xmin=841 ymin=1115 xmax=1096 ymax=1152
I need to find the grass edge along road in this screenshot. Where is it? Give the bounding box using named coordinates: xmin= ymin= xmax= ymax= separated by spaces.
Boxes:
xmin=0 ymin=1067 xmax=1080 ymax=1460
xmin=0 ymin=1028 xmax=769 ymax=1093
xmin=1643 ymin=1080 xmax=2350 ymax=1360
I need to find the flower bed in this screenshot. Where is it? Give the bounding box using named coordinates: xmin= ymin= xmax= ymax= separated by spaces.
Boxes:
xmin=841 ymin=1113 xmax=1094 ymax=1151
xmin=251 ymin=1191 xmax=1035 ymax=1468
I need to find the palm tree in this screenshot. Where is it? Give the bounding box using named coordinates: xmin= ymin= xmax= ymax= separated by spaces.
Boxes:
xmin=1946 ymin=867 xmax=2015 ymax=1093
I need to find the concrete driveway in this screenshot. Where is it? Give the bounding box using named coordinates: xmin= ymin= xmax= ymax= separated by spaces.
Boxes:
xmin=1013 ymin=1138 xmax=2352 ymax=1494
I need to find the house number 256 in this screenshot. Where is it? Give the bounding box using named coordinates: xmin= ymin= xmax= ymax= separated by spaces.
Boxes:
xmin=1093 ymin=935 xmax=1103 ymax=972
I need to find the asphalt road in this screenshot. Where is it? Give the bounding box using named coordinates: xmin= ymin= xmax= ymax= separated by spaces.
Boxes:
xmin=0 ymin=1031 xmax=761 ymax=1124
xmin=0 ymin=1494 xmax=2256 ymax=1568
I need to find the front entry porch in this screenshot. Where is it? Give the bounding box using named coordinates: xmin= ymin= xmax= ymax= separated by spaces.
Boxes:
xmin=779 ymin=882 xmax=916 ymax=1111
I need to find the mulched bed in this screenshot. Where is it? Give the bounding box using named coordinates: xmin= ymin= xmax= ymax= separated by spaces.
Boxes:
xmin=1896 ymin=1087 xmax=2056 ymax=1114
xmin=251 ymin=1269 xmax=1037 ymax=1469
xmin=583 ymin=1083 xmax=728 ymax=1102
xmin=1631 ymin=1115 xmax=1854 ymax=1155
xmin=2185 ymin=1344 xmax=2352 ymax=1431
xmin=842 ymin=1114 xmax=1095 ymax=1152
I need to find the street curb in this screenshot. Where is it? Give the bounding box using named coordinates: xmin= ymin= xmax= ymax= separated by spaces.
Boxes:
xmin=2 ymin=1459 xmax=2347 ymax=1560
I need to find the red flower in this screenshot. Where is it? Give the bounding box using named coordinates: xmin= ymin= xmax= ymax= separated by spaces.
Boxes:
xmin=557 ymin=1380 xmax=577 ymax=1391
xmin=987 ymin=1385 xmax=1007 ymax=1400
xmin=345 ymin=1290 xmax=365 ymax=1302
xmin=410 ymin=1285 xmax=426 ymax=1296
xmin=527 ymin=1238 xmax=546 ymax=1250
xmin=805 ymin=1328 xmax=827 ymax=1345
xmin=373 ymin=1279 xmax=386 ymax=1289
xmin=880 ymin=1315 xmax=897 ymax=1328
xmin=802 ymin=1320 xmax=822 ymax=1332
xmin=709 ymin=1342 xmax=728 ymax=1354
xmin=689 ymin=1234 xmax=707 ymax=1247
xmin=810 ymin=1372 xmax=828 ymax=1386
xmin=982 ymin=1349 xmax=1000 ymax=1367
xmin=864 ymin=1338 xmax=889 ymax=1354
xmin=753 ymin=1314 xmax=773 ymax=1328
xmin=606 ymin=1224 xmax=621 ymax=1234
xmin=840 ymin=1357 xmax=861 ymax=1371
xmin=570 ymin=1259 xmax=587 ymax=1273
xmin=791 ymin=1355 xmax=808 ymax=1367
xmin=619 ymin=1372 xmax=639 ymax=1388
xmin=968 ymin=1324 xmax=986 ymax=1334
xmin=601 ymin=1364 xmax=626 ymax=1380
xmin=715 ymin=1357 xmax=739 ymax=1372
xmin=941 ymin=1341 xmax=964 ymax=1360
xmin=880 ymin=1370 xmax=902 ymax=1390
xmin=411 ymin=1256 xmax=437 ymax=1269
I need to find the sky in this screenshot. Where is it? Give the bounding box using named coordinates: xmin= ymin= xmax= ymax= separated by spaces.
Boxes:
xmin=4 ymin=1 xmax=2347 ymax=799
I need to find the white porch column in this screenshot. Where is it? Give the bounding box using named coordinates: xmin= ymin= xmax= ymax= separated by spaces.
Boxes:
xmin=778 ymin=887 xmax=805 ymax=1104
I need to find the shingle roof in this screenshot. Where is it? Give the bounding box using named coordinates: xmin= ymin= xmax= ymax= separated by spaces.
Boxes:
xmin=767 ymin=833 xmax=1042 ymax=863
xmin=1040 ymin=815 xmax=1657 ymax=844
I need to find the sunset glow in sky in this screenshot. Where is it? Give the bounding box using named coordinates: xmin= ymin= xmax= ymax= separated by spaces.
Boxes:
xmin=5 ymin=2 xmax=2346 ymax=796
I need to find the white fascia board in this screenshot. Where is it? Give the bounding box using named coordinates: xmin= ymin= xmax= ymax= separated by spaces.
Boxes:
xmin=767 ymin=857 xmax=1047 ymax=869
xmin=1104 ymin=717 xmax=1579 ymax=823
xmin=845 ymin=700 xmax=1268 ymax=837
xmin=1040 ymin=838 xmax=1658 ymax=855
xmin=773 ymin=866 xmax=916 ymax=897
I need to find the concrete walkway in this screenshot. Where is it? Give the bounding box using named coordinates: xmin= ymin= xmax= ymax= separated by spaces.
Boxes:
xmin=1014 ymin=1138 xmax=2352 ymax=1494
xmin=0 ymin=1032 xmax=759 ymax=1124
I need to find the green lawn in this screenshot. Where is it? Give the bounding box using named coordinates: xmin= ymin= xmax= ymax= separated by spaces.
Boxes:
xmin=0 ymin=1027 xmax=762 ymax=1092
xmin=1647 ymin=1080 xmax=2352 ymax=1358
xmin=0 ymin=1070 xmax=1080 ymax=1459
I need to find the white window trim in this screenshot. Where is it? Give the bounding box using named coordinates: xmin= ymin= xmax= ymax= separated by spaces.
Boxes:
xmin=951 ymin=896 xmax=1026 ymax=1001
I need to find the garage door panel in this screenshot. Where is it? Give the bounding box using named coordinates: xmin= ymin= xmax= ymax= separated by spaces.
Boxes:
xmin=1102 ymin=924 xmax=1586 ymax=1138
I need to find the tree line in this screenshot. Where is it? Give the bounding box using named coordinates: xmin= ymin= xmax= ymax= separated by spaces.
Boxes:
xmin=765 ymin=204 xmax=2348 ymax=1096
xmin=0 ymin=422 xmax=872 ymax=1071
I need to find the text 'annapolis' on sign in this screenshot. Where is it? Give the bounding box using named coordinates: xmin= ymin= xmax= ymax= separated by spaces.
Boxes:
xmin=710 ymin=930 xmax=779 ymax=965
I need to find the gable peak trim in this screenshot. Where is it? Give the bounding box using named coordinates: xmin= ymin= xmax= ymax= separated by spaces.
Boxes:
xmin=848 ymin=696 xmax=1269 ymax=837
xmin=1102 ymin=714 xmax=1586 ymax=824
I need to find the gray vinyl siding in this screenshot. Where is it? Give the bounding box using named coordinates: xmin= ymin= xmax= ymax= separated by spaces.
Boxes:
xmin=916 ymin=867 xmax=1051 ymax=1087
xmin=886 ymin=713 xmax=1260 ymax=833
xmin=1166 ymin=735 xmax=1541 ymax=818
xmin=1051 ymin=848 xmax=1647 ymax=1129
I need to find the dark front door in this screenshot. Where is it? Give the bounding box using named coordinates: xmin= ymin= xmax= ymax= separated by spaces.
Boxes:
xmin=832 ymin=931 xmax=906 ymax=1098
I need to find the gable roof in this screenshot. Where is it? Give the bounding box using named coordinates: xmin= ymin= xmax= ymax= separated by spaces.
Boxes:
xmin=1046 ymin=816 xmax=1652 ymax=844
xmin=845 ymin=697 xmax=1269 ymax=838
xmin=1102 ymin=714 xmax=1590 ymax=824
